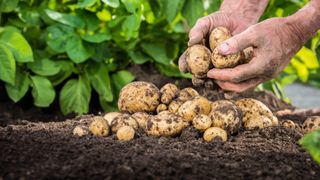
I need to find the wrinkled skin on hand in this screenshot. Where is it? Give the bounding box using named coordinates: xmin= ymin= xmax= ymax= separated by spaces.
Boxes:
xmin=207 ymin=18 xmax=304 ymax=92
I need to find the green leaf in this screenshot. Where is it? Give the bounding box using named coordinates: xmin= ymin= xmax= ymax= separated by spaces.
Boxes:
xmin=160 ymin=0 xmax=185 ymax=23
xmin=5 ymin=70 xmax=30 ymax=103
xmin=291 ymin=57 xmax=309 ymax=82
xmin=86 ymin=62 xmax=113 ymax=102
xmin=111 ymin=70 xmax=135 ymax=93
xmin=17 ymin=6 xmax=41 ymax=26
xmin=77 ymin=0 xmax=97 ymax=8
xmin=30 ymin=76 xmax=56 ymax=107
xmin=128 ymin=51 xmax=149 ymax=64
xmin=121 ymin=14 xmax=141 ymax=40
xmin=141 ymin=41 xmax=171 ymax=65
xmin=44 ymin=9 xmax=85 ymax=28
xmin=66 ymin=35 xmax=94 ymax=63
xmin=46 ymin=24 xmax=74 ymax=53
xmin=299 ymin=129 xmax=320 ymax=165
xmin=48 ymin=60 xmax=74 ymax=86
xmin=0 ymin=44 xmax=16 ymax=85
xmin=99 ymin=97 xmax=119 ymax=112
xmin=81 ymin=33 xmax=111 ymax=43
xmin=0 ymin=0 xmax=19 ymax=13
xmin=0 ymin=27 xmax=33 ymax=62
xmin=156 ymin=63 xmax=192 ymax=78
xmin=295 ymin=46 xmax=319 ymax=69
xmin=102 ymin=0 xmax=120 ymax=8
xmin=121 ymin=0 xmax=140 ymax=13
xmin=27 ymin=58 xmax=60 ymax=76
xmin=59 ymin=75 xmax=91 ymax=115
xmin=182 ymin=0 xmax=205 ymax=27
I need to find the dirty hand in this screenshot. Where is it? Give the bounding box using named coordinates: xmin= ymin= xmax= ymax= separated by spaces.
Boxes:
xmin=179 ymin=0 xmax=269 ymax=72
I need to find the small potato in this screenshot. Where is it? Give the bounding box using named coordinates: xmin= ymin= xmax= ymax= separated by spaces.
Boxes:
xmin=111 ymin=114 xmax=138 ymax=133
xmin=192 ymin=75 xmax=205 ymax=87
xmin=211 ymin=48 xmax=242 ymax=69
xmin=209 ymin=100 xmax=241 ymax=134
xmin=146 ymin=111 xmax=186 ymax=137
xmin=118 ymin=81 xmax=160 ymax=113
xmin=89 ymin=116 xmax=110 ymax=137
xmin=209 ymin=27 xmax=231 ymax=50
xmin=177 ymin=96 xmax=211 ymax=122
xmin=73 ymin=125 xmax=89 ymax=137
xmin=271 ymin=116 xmax=279 ymax=126
xmin=117 ymin=126 xmax=135 ymax=141
xmin=168 ymin=100 xmax=184 ymax=113
xmin=132 ymin=112 xmax=150 ymax=130
xmin=156 ymin=104 xmax=168 ymax=114
xmin=281 ymin=120 xmax=296 ymax=129
xmin=192 ymin=114 xmax=212 ymax=132
xmin=203 ymin=127 xmax=228 ymax=142
xmin=103 ymin=112 xmax=121 ymax=126
xmin=244 ymin=115 xmax=273 ymax=130
xmin=302 ymin=116 xmax=320 ymax=134
xmin=160 ymin=83 xmax=179 ymax=104
xmin=177 ymin=87 xmax=199 ymax=102
xmin=186 ymin=45 xmax=212 ymax=78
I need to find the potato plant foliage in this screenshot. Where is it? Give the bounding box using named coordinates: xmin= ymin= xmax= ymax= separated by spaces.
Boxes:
xmin=299 ymin=130 xmax=320 ymax=165
xmin=0 ymin=0 xmax=319 ymax=115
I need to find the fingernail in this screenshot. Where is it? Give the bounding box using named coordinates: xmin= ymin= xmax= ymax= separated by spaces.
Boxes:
xmin=219 ymin=43 xmax=229 ymax=53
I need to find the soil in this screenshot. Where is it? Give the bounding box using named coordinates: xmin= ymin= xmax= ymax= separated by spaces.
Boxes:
xmin=1 ymin=64 xmax=320 ymax=179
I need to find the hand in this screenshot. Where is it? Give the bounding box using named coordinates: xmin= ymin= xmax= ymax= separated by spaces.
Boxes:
xmin=207 ymin=17 xmax=305 ymax=92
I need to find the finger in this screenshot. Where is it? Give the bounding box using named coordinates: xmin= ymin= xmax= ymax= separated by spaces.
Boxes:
xmin=188 ymin=17 xmax=212 ymax=46
xmin=207 ymin=57 xmax=262 ymax=82
xmin=215 ymin=78 xmax=263 ymax=93
xmin=178 ymin=50 xmax=189 ymax=73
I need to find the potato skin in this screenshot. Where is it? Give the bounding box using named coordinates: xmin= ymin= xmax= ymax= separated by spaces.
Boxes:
xmin=156 ymin=104 xmax=168 ymax=114
xmin=117 ymin=126 xmax=135 ymax=141
xmin=177 ymin=96 xmax=211 ymax=122
xmin=89 ymin=116 xmax=110 ymax=137
xmin=244 ymin=115 xmax=273 ymax=130
xmin=103 ymin=112 xmax=121 ymax=126
xmin=186 ymin=45 xmax=212 ymax=78
xmin=209 ymin=100 xmax=241 ymax=134
xmin=211 ymin=48 xmax=242 ymax=69
xmin=160 ymin=83 xmax=179 ymax=104
xmin=281 ymin=119 xmax=296 ymax=129
xmin=192 ymin=114 xmax=212 ymax=132
xmin=177 ymin=87 xmax=199 ymax=102
xmin=209 ymin=27 xmax=231 ymax=50
xmin=111 ymin=114 xmax=139 ymax=133
xmin=203 ymin=127 xmax=228 ymax=142
xmin=302 ymin=116 xmax=320 ymax=134
xmin=168 ymin=100 xmax=184 ymax=113
xmin=146 ymin=111 xmax=186 ymax=137
xmin=118 ymin=81 xmax=160 ymax=113
xmin=73 ymin=125 xmax=89 ymax=137
xmin=132 ymin=112 xmax=150 ymax=130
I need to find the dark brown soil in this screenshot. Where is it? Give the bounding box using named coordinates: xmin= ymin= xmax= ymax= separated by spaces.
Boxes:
xmin=0 ymin=64 xmax=319 ymax=179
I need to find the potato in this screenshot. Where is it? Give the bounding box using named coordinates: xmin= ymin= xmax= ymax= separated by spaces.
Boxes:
xmin=118 ymin=81 xmax=160 ymax=113
xmin=211 ymin=48 xmax=242 ymax=69
xmin=160 ymin=83 xmax=179 ymax=104
xmin=73 ymin=125 xmax=89 ymax=137
xmin=168 ymin=100 xmax=184 ymax=113
xmin=132 ymin=112 xmax=150 ymax=130
xmin=89 ymin=116 xmax=110 ymax=137
xmin=146 ymin=111 xmax=186 ymax=137
xmin=156 ymin=104 xmax=168 ymax=114
xmin=203 ymin=127 xmax=228 ymax=142
xmin=271 ymin=116 xmax=279 ymax=126
xmin=192 ymin=114 xmax=212 ymax=132
xmin=244 ymin=115 xmax=273 ymax=130
xmin=209 ymin=27 xmax=231 ymax=50
xmin=177 ymin=96 xmax=211 ymax=122
xmin=111 ymin=114 xmax=139 ymax=133
xmin=103 ymin=112 xmax=121 ymax=126
xmin=192 ymin=75 xmax=205 ymax=87
xmin=117 ymin=126 xmax=135 ymax=141
xmin=177 ymin=87 xmax=199 ymax=102
xmin=186 ymin=45 xmax=212 ymax=78
xmin=302 ymin=116 xmax=320 ymax=134
xmin=209 ymin=100 xmax=241 ymax=134
xmin=281 ymin=119 xmax=296 ymax=129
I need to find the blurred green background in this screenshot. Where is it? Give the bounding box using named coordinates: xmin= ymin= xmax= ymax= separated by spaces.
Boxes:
xmin=0 ymin=0 xmax=319 ymax=115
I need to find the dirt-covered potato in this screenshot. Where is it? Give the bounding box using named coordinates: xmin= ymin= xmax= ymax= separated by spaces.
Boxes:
xmin=192 ymin=75 xmax=206 ymax=87
xmin=271 ymin=116 xmax=279 ymax=126
xmin=203 ymin=127 xmax=228 ymax=142
xmin=117 ymin=126 xmax=135 ymax=141
xmin=177 ymin=87 xmax=199 ymax=102
xmin=302 ymin=116 xmax=320 ymax=134
xmin=160 ymin=83 xmax=179 ymax=104
xmin=118 ymin=81 xmax=160 ymax=113
xmin=132 ymin=112 xmax=150 ymax=130
xmin=209 ymin=100 xmax=241 ymax=134
xmin=168 ymin=100 xmax=184 ymax=113
xmin=281 ymin=120 xmax=296 ymax=129
xmin=111 ymin=114 xmax=139 ymax=133
xmin=89 ymin=116 xmax=110 ymax=137
xmin=73 ymin=125 xmax=89 ymax=137
xmin=103 ymin=112 xmax=121 ymax=126
xmin=192 ymin=114 xmax=212 ymax=132
xmin=211 ymin=48 xmax=242 ymax=69
xmin=209 ymin=27 xmax=231 ymax=50
xmin=146 ymin=111 xmax=186 ymax=137
xmin=177 ymin=96 xmax=211 ymax=122
xmin=186 ymin=44 xmax=212 ymax=78
xmin=244 ymin=115 xmax=273 ymax=130
xmin=156 ymin=104 xmax=168 ymax=114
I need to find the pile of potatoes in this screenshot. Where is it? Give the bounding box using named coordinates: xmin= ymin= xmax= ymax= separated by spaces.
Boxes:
xmin=72 ymin=81 xmax=320 ymax=142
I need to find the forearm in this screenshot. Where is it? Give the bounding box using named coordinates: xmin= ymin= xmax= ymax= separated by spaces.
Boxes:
xmin=220 ymin=0 xmax=269 ymax=24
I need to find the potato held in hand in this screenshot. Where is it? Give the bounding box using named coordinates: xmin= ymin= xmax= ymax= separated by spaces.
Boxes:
xmin=209 ymin=27 xmax=231 ymax=50
xmin=118 ymin=81 xmax=160 ymax=113
xmin=186 ymin=45 xmax=212 ymax=78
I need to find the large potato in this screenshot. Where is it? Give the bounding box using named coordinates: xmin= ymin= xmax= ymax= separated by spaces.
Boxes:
xmin=177 ymin=96 xmax=211 ymax=122
xmin=192 ymin=114 xmax=212 ymax=132
xmin=211 ymin=48 xmax=242 ymax=69
xmin=186 ymin=45 xmax=212 ymax=78
xmin=160 ymin=83 xmax=179 ymax=104
xmin=209 ymin=100 xmax=241 ymax=134
xmin=111 ymin=114 xmax=139 ymax=133
xmin=89 ymin=116 xmax=110 ymax=137
xmin=103 ymin=112 xmax=121 ymax=126
xmin=302 ymin=116 xmax=320 ymax=134
xmin=209 ymin=27 xmax=231 ymax=50
xmin=118 ymin=81 xmax=160 ymax=113
xmin=177 ymin=87 xmax=199 ymax=102
xmin=146 ymin=111 xmax=187 ymax=137
xmin=132 ymin=112 xmax=150 ymax=130
xmin=203 ymin=127 xmax=228 ymax=142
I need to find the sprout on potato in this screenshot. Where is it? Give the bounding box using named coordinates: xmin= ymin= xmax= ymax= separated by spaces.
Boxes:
xmin=192 ymin=114 xmax=212 ymax=132
xmin=160 ymin=83 xmax=179 ymax=104
xmin=177 ymin=96 xmax=211 ymax=122
xmin=117 ymin=126 xmax=135 ymax=141
xmin=186 ymin=45 xmax=212 ymax=78
xmin=89 ymin=116 xmax=110 ymax=137
xmin=203 ymin=127 xmax=228 ymax=142
xmin=111 ymin=114 xmax=138 ymax=133
xmin=302 ymin=116 xmax=320 ymax=134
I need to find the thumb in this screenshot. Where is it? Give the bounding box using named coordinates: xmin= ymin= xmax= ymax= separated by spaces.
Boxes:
xmin=217 ymin=28 xmax=256 ymax=55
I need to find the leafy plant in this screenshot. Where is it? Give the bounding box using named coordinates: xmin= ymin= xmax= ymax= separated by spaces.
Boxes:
xmin=299 ymin=130 xmax=320 ymax=165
